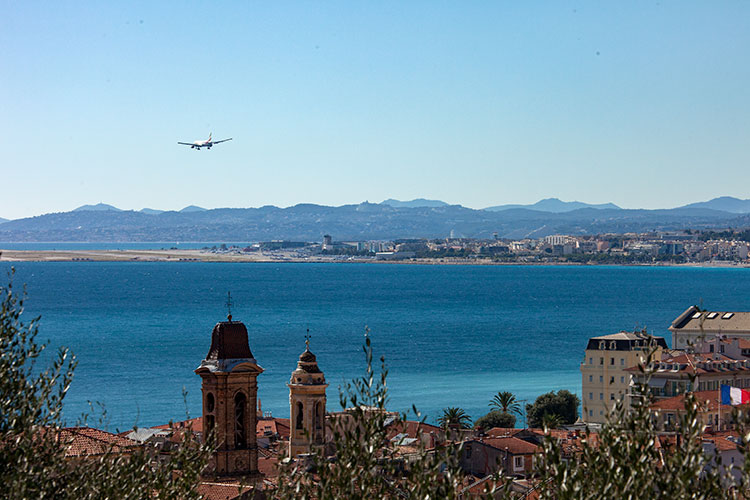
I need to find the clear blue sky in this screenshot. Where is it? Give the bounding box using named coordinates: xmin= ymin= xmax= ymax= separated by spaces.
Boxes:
xmin=1 ymin=2 xmax=749 ymax=219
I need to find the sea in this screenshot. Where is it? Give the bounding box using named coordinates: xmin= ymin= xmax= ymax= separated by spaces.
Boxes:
xmin=2 ymin=260 xmax=749 ymax=432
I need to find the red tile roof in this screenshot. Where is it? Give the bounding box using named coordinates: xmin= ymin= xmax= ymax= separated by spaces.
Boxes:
xmin=385 ymin=420 xmax=441 ymax=441
xmin=256 ymin=417 xmax=290 ymax=440
xmin=196 ymin=481 xmax=253 ymax=500
xmin=58 ymin=427 xmax=140 ymax=458
xmin=650 ymin=390 xmax=750 ymax=412
xmin=153 ymin=416 xmax=203 ymax=433
xmin=474 ymin=436 xmax=540 ymax=455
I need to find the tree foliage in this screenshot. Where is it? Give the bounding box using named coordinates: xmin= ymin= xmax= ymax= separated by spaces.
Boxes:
xmin=489 ymin=391 xmax=521 ymax=415
xmin=0 ymin=272 xmax=212 ymax=499
xmin=438 ymin=407 xmax=473 ymax=430
xmin=474 ymin=410 xmax=516 ymax=430
xmin=526 ymin=390 xmax=580 ymax=428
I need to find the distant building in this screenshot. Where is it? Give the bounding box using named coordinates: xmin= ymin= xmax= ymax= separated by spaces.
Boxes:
xmin=670 ymin=306 xmax=750 ymax=348
xmin=322 ymin=234 xmax=332 ymax=250
xmin=581 ymin=331 xmax=667 ymax=424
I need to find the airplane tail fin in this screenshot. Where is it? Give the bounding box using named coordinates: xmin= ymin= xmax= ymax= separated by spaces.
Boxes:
xmin=208 ymin=132 xmax=212 ymax=141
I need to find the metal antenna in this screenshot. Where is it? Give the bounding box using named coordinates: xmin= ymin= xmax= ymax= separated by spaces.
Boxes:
xmin=226 ymin=291 xmax=234 ymax=321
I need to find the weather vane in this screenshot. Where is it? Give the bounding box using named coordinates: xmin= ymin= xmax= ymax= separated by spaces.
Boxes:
xmin=226 ymin=291 xmax=234 ymax=321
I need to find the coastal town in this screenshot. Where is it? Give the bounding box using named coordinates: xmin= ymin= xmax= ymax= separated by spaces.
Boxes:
xmin=4 ymin=229 xmax=750 ymax=265
xmin=26 ymin=303 xmax=750 ymax=498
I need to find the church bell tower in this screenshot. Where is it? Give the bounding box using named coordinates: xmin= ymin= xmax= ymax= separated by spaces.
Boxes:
xmin=196 ymin=315 xmax=263 ymax=477
xmin=288 ymin=337 xmax=328 ymax=457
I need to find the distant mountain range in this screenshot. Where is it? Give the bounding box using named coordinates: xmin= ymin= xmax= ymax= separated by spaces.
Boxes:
xmin=1 ymin=197 xmax=750 ymax=242
xmin=0 ymin=217 xmax=7 ymax=224
xmin=484 ymin=198 xmax=621 ymax=213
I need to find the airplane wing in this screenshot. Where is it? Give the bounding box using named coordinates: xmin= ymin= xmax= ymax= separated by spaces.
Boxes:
xmin=177 ymin=142 xmax=194 ymax=146
xmin=212 ymin=138 xmax=233 ymax=144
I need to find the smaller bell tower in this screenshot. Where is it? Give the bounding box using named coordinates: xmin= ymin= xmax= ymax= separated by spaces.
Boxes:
xmin=288 ymin=336 xmax=328 ymax=457
xmin=196 ymin=314 xmax=263 ymax=477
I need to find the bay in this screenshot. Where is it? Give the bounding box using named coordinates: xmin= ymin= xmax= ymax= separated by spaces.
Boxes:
xmin=1 ymin=262 xmax=747 ymax=431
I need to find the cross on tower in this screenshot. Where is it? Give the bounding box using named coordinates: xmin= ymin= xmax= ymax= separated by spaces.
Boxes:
xmin=226 ymin=291 xmax=234 ymax=321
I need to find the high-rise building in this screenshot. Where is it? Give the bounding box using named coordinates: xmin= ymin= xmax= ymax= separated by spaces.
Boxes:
xmin=195 ymin=318 xmax=263 ymax=476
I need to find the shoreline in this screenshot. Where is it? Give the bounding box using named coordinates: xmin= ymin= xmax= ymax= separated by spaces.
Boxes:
xmin=1 ymin=249 xmax=749 ymax=268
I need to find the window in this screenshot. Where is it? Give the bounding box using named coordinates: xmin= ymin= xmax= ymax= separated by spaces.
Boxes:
xmin=610 ymin=357 xmax=615 ymax=365
xmin=599 ymin=393 xmax=603 ymax=400
xmin=234 ymin=392 xmax=247 ymax=449
xmin=514 ymin=456 xmax=524 ymax=469
xmin=610 ymin=341 xmax=616 ymax=350
xmin=707 ymin=312 xmax=718 ymax=319
xmin=589 ymin=392 xmax=593 ymax=400
xmin=599 ymin=341 xmax=606 ymax=350
xmin=206 ymin=392 xmax=215 ymax=413
xmin=610 ymin=393 xmax=615 ymax=401
xmin=621 ymin=376 xmax=625 ymax=384
xmin=589 ymin=410 xmax=593 ymax=417
xmin=600 ymin=357 xmax=604 ymax=365
xmin=465 ymin=445 xmax=472 ymax=459
xmin=723 ymin=313 xmax=735 ymax=320
xmin=589 ymin=375 xmax=593 ymax=382
xmin=296 ymin=402 xmax=304 ymax=430
xmin=620 ymin=358 xmax=625 ymax=366
xmin=609 ymin=376 xmax=614 ymax=384
xmin=599 ymin=376 xmax=603 ymax=383
xmin=589 ymin=357 xmax=593 ymax=364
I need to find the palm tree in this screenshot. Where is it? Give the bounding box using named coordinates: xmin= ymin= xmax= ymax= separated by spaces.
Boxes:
xmin=541 ymin=413 xmax=563 ymax=430
xmin=489 ymin=391 xmax=521 ymax=416
xmin=437 ymin=407 xmax=472 ymax=430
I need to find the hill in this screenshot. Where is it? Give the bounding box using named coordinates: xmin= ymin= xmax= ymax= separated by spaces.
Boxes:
xmin=73 ymin=203 xmax=122 ymax=212
xmin=680 ymin=196 xmax=750 ymax=213
xmin=485 ymin=198 xmax=621 ymax=213
xmin=380 ymin=198 xmax=449 ymax=208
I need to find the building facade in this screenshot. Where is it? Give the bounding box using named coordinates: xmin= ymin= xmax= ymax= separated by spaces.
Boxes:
xmin=581 ymin=331 xmax=667 ymax=424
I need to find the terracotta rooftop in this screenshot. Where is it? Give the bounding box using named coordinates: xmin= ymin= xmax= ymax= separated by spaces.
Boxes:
xmin=473 ymin=436 xmax=540 ymax=455
xmin=59 ymin=427 xmax=140 ymax=458
xmin=196 ymin=481 xmax=253 ymax=500
xmin=385 ymin=420 xmax=441 ymax=442
xmin=257 ymin=417 xmax=290 ymax=440
xmin=153 ymin=416 xmax=203 ymax=433
xmin=649 ymin=390 xmax=750 ymax=412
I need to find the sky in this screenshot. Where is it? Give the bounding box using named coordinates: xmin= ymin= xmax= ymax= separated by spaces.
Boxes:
xmin=1 ymin=1 xmax=749 ymax=220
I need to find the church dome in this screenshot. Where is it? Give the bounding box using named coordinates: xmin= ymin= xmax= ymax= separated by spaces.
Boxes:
xmin=299 ymin=349 xmax=317 ymax=363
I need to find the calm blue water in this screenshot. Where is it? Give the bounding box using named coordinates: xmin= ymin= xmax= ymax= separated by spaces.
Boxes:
xmin=2 ymin=262 xmax=748 ymax=432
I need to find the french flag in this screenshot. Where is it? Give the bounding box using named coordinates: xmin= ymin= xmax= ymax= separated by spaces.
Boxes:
xmin=720 ymin=384 xmax=750 ymax=405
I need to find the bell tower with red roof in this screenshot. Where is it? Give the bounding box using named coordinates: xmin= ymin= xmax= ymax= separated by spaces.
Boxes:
xmin=196 ymin=315 xmax=263 ymax=477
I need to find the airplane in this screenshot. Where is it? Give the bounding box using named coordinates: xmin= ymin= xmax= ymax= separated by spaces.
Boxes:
xmin=177 ymin=133 xmax=232 ymax=150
